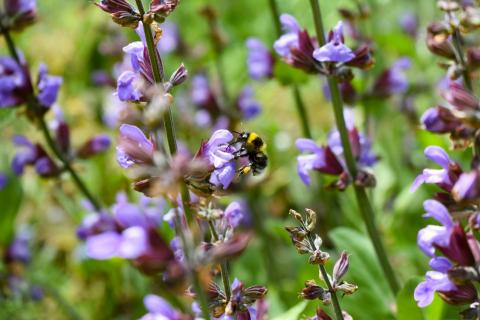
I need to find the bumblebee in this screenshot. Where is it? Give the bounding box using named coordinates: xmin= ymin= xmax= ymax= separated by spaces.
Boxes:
xmin=232 ymin=132 xmax=268 ymax=176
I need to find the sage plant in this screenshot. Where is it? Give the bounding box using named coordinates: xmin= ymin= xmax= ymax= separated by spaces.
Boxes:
xmin=412 ymin=1 xmax=480 ymax=316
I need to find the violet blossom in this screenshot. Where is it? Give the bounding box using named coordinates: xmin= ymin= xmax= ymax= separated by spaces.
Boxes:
xmin=372 ymin=58 xmax=411 ymax=97
xmin=140 ymin=294 xmax=183 ymax=320
xmin=116 ymin=124 xmax=155 ymax=168
xmin=3 ymin=0 xmax=37 ymax=31
xmin=236 ymin=86 xmax=261 ymax=120
xmin=202 ymin=129 xmax=237 ymax=189
xmin=246 ymin=37 xmax=273 ymax=80
xmin=36 ymin=64 xmax=63 ymax=108
xmin=411 ymin=146 xmax=460 ymax=193
xmin=0 ymin=56 xmax=29 ymax=108
xmin=312 ymin=21 xmax=355 ymax=63
xmin=273 ymin=14 xmax=301 ymax=58
xmin=414 ymin=256 xmax=456 ymax=307
xmin=11 ymin=135 xmax=57 ymax=177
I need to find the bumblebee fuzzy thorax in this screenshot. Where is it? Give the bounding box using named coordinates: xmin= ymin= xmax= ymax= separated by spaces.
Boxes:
xmin=245 ymin=132 xmax=266 ymax=153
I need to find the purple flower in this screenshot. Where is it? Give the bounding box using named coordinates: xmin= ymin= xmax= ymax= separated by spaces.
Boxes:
xmin=78 ymin=134 xmax=111 ymax=158
xmin=246 ymin=38 xmax=273 ymax=80
xmin=4 ymin=0 xmax=37 ymax=30
xmin=398 ymin=11 xmax=418 ymax=37
xmin=421 ymin=107 xmax=462 ymax=134
xmin=11 ymin=135 xmax=38 ymax=175
xmin=0 ymin=173 xmax=8 ymax=190
xmin=116 ymin=124 xmax=154 ymax=168
xmin=140 ymin=294 xmax=181 ymax=320
xmin=117 ymin=71 xmax=143 ymax=101
xmin=411 ymin=146 xmax=458 ymax=192
xmin=191 ymin=74 xmax=212 ymax=106
xmin=452 ymin=171 xmax=480 ymax=201
xmin=236 ymin=86 xmax=261 ymax=120
xmin=203 ymin=130 xmax=236 ymax=189
xmin=82 ymin=193 xmax=166 ymax=261
xmin=157 ymin=22 xmax=179 ymax=54
xmin=417 ymin=199 xmax=454 ymax=257
xmin=295 ymin=138 xmax=343 ymax=186
xmin=326 ymin=110 xmax=377 ymax=169
xmin=0 ymin=56 xmax=29 ymax=108
xmin=372 ymin=57 xmax=411 ymax=97
xmin=273 ymin=14 xmax=301 ymax=58
xmin=36 ymin=64 xmax=62 ymax=108
xmin=5 ymin=228 xmax=31 ymax=264
xmin=313 ymin=21 xmax=355 ymax=63
xmin=224 ymin=201 xmax=245 ymax=228
xmin=414 ymin=257 xmax=456 ymax=307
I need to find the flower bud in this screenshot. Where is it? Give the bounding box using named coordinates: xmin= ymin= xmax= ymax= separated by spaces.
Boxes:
xmin=77 ymin=134 xmax=111 ymax=159
xmin=443 ymin=83 xmax=479 ymax=111
xmin=55 ymin=122 xmax=70 ymax=155
xmin=149 ymin=0 xmax=179 ymax=19
xmin=244 ymin=285 xmax=268 ymax=301
xmin=289 ymin=209 xmax=303 ymax=222
xmin=345 ymin=45 xmax=375 ymax=70
xmin=437 ymin=1 xmax=460 ymax=12
xmin=4 ymin=0 xmax=37 ymax=31
xmin=96 ymin=0 xmax=141 ymax=28
xmin=439 ymin=284 xmax=477 ymax=305
xmin=333 ymin=251 xmax=350 ymax=284
xmin=426 ymin=22 xmax=455 ymax=59
xmin=167 ymin=64 xmax=188 ymax=90
xmin=300 ymin=280 xmax=330 ymax=301
xmin=335 ymin=281 xmax=358 ymax=295
xmin=305 ymin=208 xmax=317 ymax=232
xmin=309 ymin=249 xmax=330 ymax=265
xmin=421 ymin=106 xmax=462 ymax=133
xmin=438 ymin=224 xmax=475 ymax=266
xmin=315 ymin=308 xmax=333 ymax=320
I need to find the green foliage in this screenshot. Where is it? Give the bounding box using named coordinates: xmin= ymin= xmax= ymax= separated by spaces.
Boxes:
xmin=397 ymin=278 xmax=425 ymax=320
xmin=0 ymin=172 xmax=23 ymax=246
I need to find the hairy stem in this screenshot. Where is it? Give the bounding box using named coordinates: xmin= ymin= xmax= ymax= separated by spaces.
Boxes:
xmin=1 ymin=27 xmax=102 ymax=212
xmin=451 ymin=28 xmax=473 ymax=93
xmin=301 ymin=221 xmax=343 ymax=320
xmin=134 ymin=1 xmax=210 ymax=318
xmin=208 ymin=220 xmax=232 ymax=300
xmin=308 ymin=0 xmax=400 ymax=295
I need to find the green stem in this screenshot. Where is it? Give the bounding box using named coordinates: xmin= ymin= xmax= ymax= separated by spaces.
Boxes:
xmin=451 ymin=28 xmax=473 ymax=93
xmin=308 ymin=0 xmax=399 ymax=295
xmin=1 ymin=27 xmax=102 ymax=212
xmin=208 ymin=220 xmax=232 ymax=300
xmin=301 ymin=223 xmax=343 ymax=320
xmin=134 ymin=1 xmax=210 ymax=318
xmin=292 ymin=85 xmax=313 ymax=138
xmin=267 ymin=0 xmax=313 ymax=138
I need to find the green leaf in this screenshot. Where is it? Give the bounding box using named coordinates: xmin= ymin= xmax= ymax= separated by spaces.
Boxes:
xmin=397 ymin=278 xmax=425 ymax=320
xmin=271 ymin=301 xmax=308 ymax=320
xmin=0 ymin=173 xmax=23 ymax=245
xmin=329 ymin=227 xmax=395 ymax=319
xmin=273 ymin=62 xmax=309 ymax=86
xmin=0 ymin=108 xmax=16 ymax=129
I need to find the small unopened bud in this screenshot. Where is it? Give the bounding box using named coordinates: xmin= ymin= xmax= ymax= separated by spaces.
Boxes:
xmin=443 ymin=83 xmax=479 ymax=111
xmin=289 ymin=209 xmax=303 ymax=222
xmin=77 ymin=134 xmax=111 ymax=159
xmin=305 ymin=208 xmax=317 ymax=232
xmin=165 ymin=64 xmax=188 ymax=91
xmin=335 ymin=281 xmax=358 ymax=295
xmin=244 ymin=285 xmax=268 ymax=301
xmin=426 ymin=22 xmax=455 ymax=59
xmin=309 ymin=250 xmax=330 ymax=265
xmin=96 ymin=0 xmax=141 ymax=28
xmin=315 ymin=308 xmax=333 ymax=320
xmin=149 ymin=0 xmax=179 ymax=18
xmin=301 ymin=280 xmax=330 ymax=302
xmin=437 ymin=0 xmax=460 ymax=12
xmin=55 ymin=122 xmax=70 ymax=155
xmin=345 ymin=45 xmax=375 ymax=70
xmin=333 ymin=251 xmax=350 ymax=285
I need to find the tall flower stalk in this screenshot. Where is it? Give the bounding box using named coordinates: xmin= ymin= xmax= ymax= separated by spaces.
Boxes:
xmin=0 ymin=26 xmax=102 ymax=212
xmin=131 ymin=1 xmax=210 ymax=318
xmin=267 ymin=0 xmax=312 ymax=139
xmin=307 ymin=0 xmax=400 ymax=295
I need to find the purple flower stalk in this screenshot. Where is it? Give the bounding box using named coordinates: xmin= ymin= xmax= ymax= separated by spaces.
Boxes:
xmin=312 ymin=21 xmax=355 ymax=63
xmin=246 ymin=38 xmax=273 ymax=80
xmin=11 ymin=135 xmax=57 ymax=177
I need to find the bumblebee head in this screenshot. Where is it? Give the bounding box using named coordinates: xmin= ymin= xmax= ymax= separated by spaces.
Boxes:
xmin=239 ymin=132 xmax=250 ymax=141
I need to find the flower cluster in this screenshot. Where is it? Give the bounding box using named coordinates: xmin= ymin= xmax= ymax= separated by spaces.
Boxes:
xmin=274 ymin=14 xmax=373 ymax=78
xmin=296 ymin=110 xmax=377 ymax=189
xmin=413 ymin=1 xmax=480 ymax=315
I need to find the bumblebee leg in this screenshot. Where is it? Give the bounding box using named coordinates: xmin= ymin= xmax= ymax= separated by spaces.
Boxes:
xmin=237 ymin=164 xmax=252 ymax=175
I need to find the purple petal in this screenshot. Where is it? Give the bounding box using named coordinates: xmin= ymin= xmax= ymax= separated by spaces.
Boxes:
xmin=423 ymin=199 xmax=453 ymax=228
xmin=429 ymin=256 xmax=452 ymax=273
xmin=144 ymin=294 xmax=176 ymax=317
xmin=86 ymin=231 xmax=122 ymax=259
xmin=424 ymin=146 xmax=451 ymax=169
xmin=117 ymin=71 xmax=142 ymax=102
xmin=279 ymin=14 xmax=300 ymax=33
xmin=210 ymin=162 xmax=235 ymax=189
xmin=118 ymin=226 xmax=148 ymax=259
